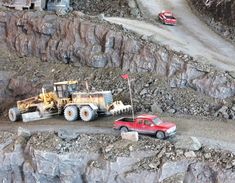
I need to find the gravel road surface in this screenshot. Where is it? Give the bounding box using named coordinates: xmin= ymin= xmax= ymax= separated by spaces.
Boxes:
xmin=104 ymin=0 xmax=235 ymax=71
xmin=1 ymin=114 xmax=235 ymax=152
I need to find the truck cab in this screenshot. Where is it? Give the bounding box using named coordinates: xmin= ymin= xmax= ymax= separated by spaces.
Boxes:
xmin=113 ymin=114 xmax=176 ymax=139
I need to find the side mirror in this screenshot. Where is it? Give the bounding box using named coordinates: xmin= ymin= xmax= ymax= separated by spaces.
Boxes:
xmin=150 ymin=124 xmax=154 ymax=127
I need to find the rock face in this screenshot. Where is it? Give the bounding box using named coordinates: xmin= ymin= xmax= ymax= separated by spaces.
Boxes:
xmin=0 ymin=11 xmax=235 ymax=100
xmin=0 ymin=71 xmax=36 ymax=116
xmin=190 ymin=0 xmax=235 ymax=27
xmin=189 ymin=0 xmax=235 ymax=42
xmin=0 ymin=131 xmax=234 ymax=182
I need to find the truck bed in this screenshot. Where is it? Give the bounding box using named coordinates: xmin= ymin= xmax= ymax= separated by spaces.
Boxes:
xmin=116 ymin=117 xmax=134 ymax=122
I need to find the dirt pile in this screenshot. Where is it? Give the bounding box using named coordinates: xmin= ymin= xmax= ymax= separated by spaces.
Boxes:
xmin=0 ymin=129 xmax=234 ymax=182
xmin=189 ymin=0 xmax=235 ymax=42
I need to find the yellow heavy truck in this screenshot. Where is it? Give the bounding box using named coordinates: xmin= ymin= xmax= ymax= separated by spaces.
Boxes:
xmin=8 ymin=81 xmax=131 ymax=122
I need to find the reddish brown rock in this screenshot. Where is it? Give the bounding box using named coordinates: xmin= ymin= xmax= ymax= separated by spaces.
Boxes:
xmin=0 ymin=11 xmax=235 ymax=99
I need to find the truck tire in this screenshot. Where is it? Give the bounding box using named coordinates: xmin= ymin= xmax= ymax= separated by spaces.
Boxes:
xmin=156 ymin=131 xmax=165 ymax=139
xmin=80 ymin=106 xmax=96 ymax=122
xmin=8 ymin=107 xmax=21 ymax=122
xmin=120 ymin=127 xmax=128 ymax=133
xmin=64 ymin=106 xmax=78 ymax=121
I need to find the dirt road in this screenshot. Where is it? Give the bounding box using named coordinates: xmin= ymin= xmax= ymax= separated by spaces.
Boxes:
xmin=1 ymin=114 xmax=235 ymax=152
xmin=104 ymin=0 xmax=235 ymax=71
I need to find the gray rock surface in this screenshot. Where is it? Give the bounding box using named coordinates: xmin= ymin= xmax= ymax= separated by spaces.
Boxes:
xmin=0 ymin=131 xmax=233 ymax=182
xmin=57 ymin=129 xmax=80 ymax=141
xmin=18 ymin=127 xmax=31 ymax=138
xmin=174 ymin=136 xmax=202 ymax=151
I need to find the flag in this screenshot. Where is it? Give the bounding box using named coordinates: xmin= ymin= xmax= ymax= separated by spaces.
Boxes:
xmin=121 ymin=74 xmax=129 ymax=79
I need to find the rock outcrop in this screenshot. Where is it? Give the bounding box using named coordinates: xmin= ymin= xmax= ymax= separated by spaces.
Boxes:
xmin=0 ymin=11 xmax=235 ymax=100
xmin=0 ymin=130 xmax=234 ymax=182
xmin=189 ymin=0 xmax=235 ymax=42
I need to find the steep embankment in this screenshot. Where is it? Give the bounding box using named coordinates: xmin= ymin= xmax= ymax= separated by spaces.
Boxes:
xmin=189 ymin=0 xmax=235 ymax=42
xmin=0 ymin=129 xmax=234 ymax=182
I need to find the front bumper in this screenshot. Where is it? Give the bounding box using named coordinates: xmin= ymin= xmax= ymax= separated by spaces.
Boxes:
xmin=165 ymin=130 xmax=176 ymax=137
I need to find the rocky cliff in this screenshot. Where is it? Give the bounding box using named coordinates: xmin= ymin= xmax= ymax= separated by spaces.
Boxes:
xmin=190 ymin=0 xmax=235 ymax=26
xmin=0 ymin=10 xmax=235 ymax=101
xmin=189 ymin=0 xmax=235 ymax=42
xmin=0 ymin=129 xmax=234 ymax=182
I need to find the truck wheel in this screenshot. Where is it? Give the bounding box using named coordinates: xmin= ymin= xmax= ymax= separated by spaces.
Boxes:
xmin=80 ymin=106 xmax=96 ymax=122
xmin=120 ymin=127 xmax=128 ymax=133
xmin=156 ymin=131 xmax=165 ymax=139
xmin=64 ymin=106 xmax=78 ymax=121
xmin=8 ymin=107 xmax=21 ymax=122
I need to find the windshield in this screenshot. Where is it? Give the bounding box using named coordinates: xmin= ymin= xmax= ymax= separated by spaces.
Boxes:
xmin=152 ymin=118 xmax=163 ymax=125
xmin=68 ymin=84 xmax=77 ymax=93
xmin=165 ymin=16 xmax=175 ymax=19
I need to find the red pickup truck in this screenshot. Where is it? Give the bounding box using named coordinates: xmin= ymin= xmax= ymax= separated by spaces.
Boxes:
xmin=113 ymin=114 xmax=176 ymax=139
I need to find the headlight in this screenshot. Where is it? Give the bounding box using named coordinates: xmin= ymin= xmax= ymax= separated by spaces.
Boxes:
xmin=167 ymin=126 xmax=176 ymax=133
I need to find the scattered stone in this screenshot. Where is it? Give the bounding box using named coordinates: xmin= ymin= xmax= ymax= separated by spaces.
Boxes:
xmin=149 ymin=162 xmax=159 ymax=169
xmin=17 ymin=127 xmax=31 ymax=138
xmin=231 ymin=105 xmax=235 ymax=112
xmin=184 ymin=151 xmax=196 ymax=158
xmin=105 ymin=144 xmax=113 ymax=152
xmin=129 ymin=145 xmax=134 ymax=151
xmin=151 ymin=103 xmax=163 ymax=113
xmin=57 ymin=129 xmax=80 ymax=141
xmin=140 ymin=88 xmax=148 ymax=96
xmin=231 ymin=159 xmax=235 ymax=166
xmin=167 ymin=108 xmax=176 ymax=114
xmin=204 ymin=153 xmax=211 ymax=159
xmin=98 ymin=13 xmax=105 ymax=21
xmin=176 ymin=149 xmax=184 ymax=156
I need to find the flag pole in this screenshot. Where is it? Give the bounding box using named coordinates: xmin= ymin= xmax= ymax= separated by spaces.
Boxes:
xmin=127 ymin=77 xmax=135 ymax=120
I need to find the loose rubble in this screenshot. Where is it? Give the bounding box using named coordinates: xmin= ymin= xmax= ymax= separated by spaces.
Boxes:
xmin=71 ymin=0 xmax=135 ymax=17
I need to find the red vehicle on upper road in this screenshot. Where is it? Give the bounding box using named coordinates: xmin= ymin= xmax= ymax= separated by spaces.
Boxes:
xmin=113 ymin=114 xmax=176 ymax=139
xmin=158 ymin=10 xmax=177 ymax=25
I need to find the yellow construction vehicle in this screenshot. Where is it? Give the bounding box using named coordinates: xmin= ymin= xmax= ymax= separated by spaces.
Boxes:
xmin=8 ymin=80 xmax=131 ymax=122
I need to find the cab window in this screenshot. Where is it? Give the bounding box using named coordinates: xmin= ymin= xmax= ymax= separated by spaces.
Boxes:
xmin=137 ymin=119 xmax=143 ymax=124
xmin=144 ymin=120 xmax=152 ymax=126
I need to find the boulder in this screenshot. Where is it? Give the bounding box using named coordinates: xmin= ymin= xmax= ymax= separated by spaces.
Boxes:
xmin=184 ymin=162 xmax=217 ymax=183
xmin=158 ymin=159 xmax=193 ymax=182
xmin=174 ymin=136 xmax=201 ymax=151
xmin=17 ymin=127 xmax=31 ymax=138
xmin=57 ymin=129 xmax=80 ymax=141
xmin=184 ymin=151 xmax=196 ymax=158
xmin=121 ymin=131 xmax=138 ymax=142
xmin=151 ymin=103 xmax=163 ymax=113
